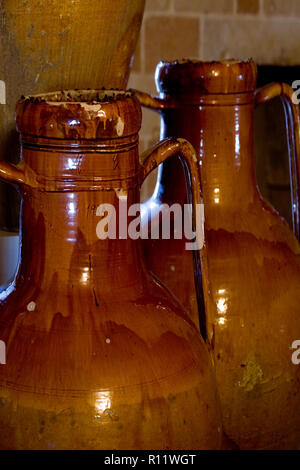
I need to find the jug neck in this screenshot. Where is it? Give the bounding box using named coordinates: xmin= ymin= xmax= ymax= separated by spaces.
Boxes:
xmin=157 ymin=94 xmax=260 ymax=209
xmin=16 ymin=138 xmax=146 ymax=294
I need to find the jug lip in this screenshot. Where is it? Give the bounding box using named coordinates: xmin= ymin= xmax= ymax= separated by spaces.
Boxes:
xmin=16 ymin=89 xmax=142 ymax=140
xmin=19 ymin=89 xmax=135 ymax=105
xmin=155 ymin=58 xmax=258 ymax=95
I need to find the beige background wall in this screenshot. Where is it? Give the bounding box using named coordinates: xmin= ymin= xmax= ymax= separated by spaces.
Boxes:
xmin=128 ymin=0 xmax=300 ymax=201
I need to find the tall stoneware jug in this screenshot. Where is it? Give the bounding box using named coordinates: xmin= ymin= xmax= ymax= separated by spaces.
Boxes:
xmin=135 ymin=59 xmax=300 ymax=449
xmin=0 ymin=89 xmax=222 ymax=449
xmin=0 ymin=0 xmax=145 ymax=231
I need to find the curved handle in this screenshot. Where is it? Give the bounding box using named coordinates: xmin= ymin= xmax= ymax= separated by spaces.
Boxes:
xmin=0 ymin=159 xmax=38 ymax=189
xmin=255 ymin=82 xmax=300 ymax=240
xmin=131 ymin=89 xmax=175 ymax=111
xmin=139 ymin=137 xmax=207 ymax=336
xmin=139 ymin=137 xmax=201 ymax=226
xmin=0 ymin=160 xmax=26 ymax=185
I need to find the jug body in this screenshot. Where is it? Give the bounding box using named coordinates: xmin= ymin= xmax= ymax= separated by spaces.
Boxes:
xmin=0 ymin=90 xmax=222 ymax=450
xmin=139 ymin=60 xmax=300 ymax=449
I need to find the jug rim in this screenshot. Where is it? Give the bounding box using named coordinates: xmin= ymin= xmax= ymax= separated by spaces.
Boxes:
xmin=155 ymin=58 xmax=258 ymax=95
xmin=19 ymin=89 xmax=134 ymax=105
xmin=158 ymin=57 xmax=253 ymax=66
xmin=16 ymin=89 xmax=142 ymax=140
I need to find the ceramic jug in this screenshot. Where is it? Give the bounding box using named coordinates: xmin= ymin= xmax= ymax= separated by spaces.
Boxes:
xmin=0 ymin=0 xmax=145 ymax=231
xmin=0 ymin=89 xmax=222 ymax=450
xmin=135 ymin=59 xmax=300 ymax=449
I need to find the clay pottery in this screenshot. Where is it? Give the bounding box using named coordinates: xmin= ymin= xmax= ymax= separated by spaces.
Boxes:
xmin=0 ymin=0 xmax=145 ymax=230
xmin=0 ymin=89 xmax=222 ymax=449
xmin=135 ymin=59 xmax=300 ymax=449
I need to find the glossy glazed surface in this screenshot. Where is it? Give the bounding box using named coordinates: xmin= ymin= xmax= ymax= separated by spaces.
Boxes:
xmin=0 ymin=90 xmax=222 ymax=449
xmin=0 ymin=0 xmax=145 ymax=230
xmin=137 ymin=60 xmax=300 ymax=449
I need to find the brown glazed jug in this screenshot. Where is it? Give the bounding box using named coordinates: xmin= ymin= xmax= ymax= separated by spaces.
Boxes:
xmin=0 ymin=90 xmax=222 ymax=449
xmin=0 ymin=0 xmax=145 ymax=230
xmin=135 ymin=59 xmax=300 ymax=449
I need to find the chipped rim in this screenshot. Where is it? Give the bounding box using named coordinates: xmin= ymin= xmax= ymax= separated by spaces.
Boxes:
xmin=158 ymin=57 xmax=253 ymax=66
xmin=19 ymin=89 xmax=134 ymax=105
xmin=16 ymin=89 xmax=142 ymax=140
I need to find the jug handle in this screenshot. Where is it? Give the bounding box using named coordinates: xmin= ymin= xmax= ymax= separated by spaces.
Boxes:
xmin=0 ymin=161 xmax=26 ymax=185
xmin=130 ymin=90 xmax=175 ymax=110
xmin=255 ymin=83 xmax=300 ymax=240
xmin=139 ymin=136 xmax=208 ymax=337
xmin=0 ymin=160 xmax=38 ymax=187
xmin=139 ymin=137 xmax=201 ymax=208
